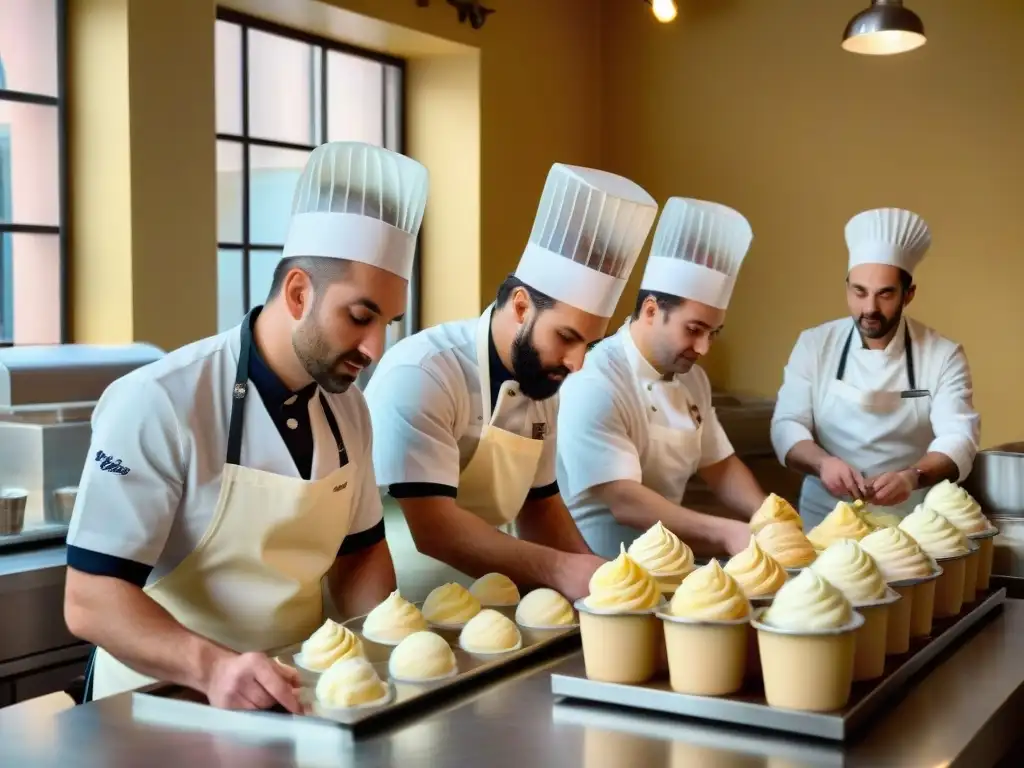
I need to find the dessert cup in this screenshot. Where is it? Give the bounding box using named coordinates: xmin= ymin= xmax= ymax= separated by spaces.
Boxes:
xmin=907 ymin=566 xmax=942 ymax=638
xmin=932 ymin=549 xmax=972 ymax=619
xmin=849 ymin=588 xmax=901 ymax=681
xmin=884 ymin=567 xmax=941 ymax=652
xmin=657 ymin=611 xmax=749 ymax=695
xmin=968 ymin=527 xmax=998 ymax=591
xmin=961 ymin=540 xmax=981 ymax=604
xmin=752 ymin=608 xmax=865 ymax=712
xmin=576 ymin=599 xmax=664 ymax=684
xmin=744 ymin=594 xmax=776 ymax=678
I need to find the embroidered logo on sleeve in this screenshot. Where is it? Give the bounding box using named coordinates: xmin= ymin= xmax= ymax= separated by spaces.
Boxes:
xmin=95 ymin=450 xmax=131 ymax=476
xmin=688 ymin=404 xmax=703 ymax=427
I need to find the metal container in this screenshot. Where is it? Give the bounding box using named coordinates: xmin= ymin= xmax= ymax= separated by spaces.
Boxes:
xmin=49 ymin=486 xmax=78 ymax=525
xmin=0 ymin=489 xmax=27 ymax=536
xmin=964 ymin=442 xmax=1024 ymax=518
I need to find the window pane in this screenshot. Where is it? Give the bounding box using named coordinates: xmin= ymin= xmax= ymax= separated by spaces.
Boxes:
xmin=0 ymin=0 xmax=58 ymax=97
xmin=248 ymin=250 xmax=283 ymax=309
xmin=217 ymin=140 xmax=243 ymax=243
xmin=215 ymin=21 xmax=242 ymax=135
xmin=2 ymin=233 xmax=61 ymax=345
xmin=248 ymin=30 xmax=315 ymax=145
xmin=0 ymin=101 xmax=60 ymax=226
xmin=217 ymin=249 xmax=244 ymax=333
xmin=249 ymin=145 xmax=308 ymax=246
xmin=327 ymin=51 xmax=384 ymax=145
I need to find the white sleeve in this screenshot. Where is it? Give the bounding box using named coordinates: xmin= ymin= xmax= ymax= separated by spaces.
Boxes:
xmin=366 ymin=364 xmax=462 ymax=489
xmin=66 ymin=376 xmax=186 ymax=569
xmin=771 ymin=331 xmax=818 ymax=465
xmin=927 ymin=345 xmax=981 ymax=480
xmin=346 ymin=395 xmax=384 ymax=535
xmin=556 ymin=373 xmax=642 ymax=499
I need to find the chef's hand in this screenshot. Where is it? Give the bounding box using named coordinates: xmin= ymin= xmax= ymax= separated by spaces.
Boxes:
xmin=722 ymin=519 xmax=755 ymax=556
xmin=866 ymin=471 xmax=915 ymax=507
xmin=206 ymin=651 xmax=303 ymax=714
xmin=556 ymin=553 xmax=606 ymax=601
xmin=818 ymin=457 xmax=868 ymax=500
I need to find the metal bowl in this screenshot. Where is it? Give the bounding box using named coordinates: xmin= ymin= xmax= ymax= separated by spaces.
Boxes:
xmin=0 ymin=488 xmax=28 ymax=536
xmin=50 ymin=486 xmax=78 ymax=525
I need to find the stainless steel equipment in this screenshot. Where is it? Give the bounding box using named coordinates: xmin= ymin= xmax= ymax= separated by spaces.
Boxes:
xmin=550 ymin=588 xmax=1006 ymax=741
xmin=49 ymin=487 xmax=77 ymax=526
xmin=964 ymin=442 xmax=1024 ymax=517
xmin=0 ymin=343 xmax=163 ymax=542
xmin=0 ymin=489 xmax=27 ymax=536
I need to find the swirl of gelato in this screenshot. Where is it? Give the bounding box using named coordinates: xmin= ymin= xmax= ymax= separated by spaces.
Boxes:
xmin=627 ymin=521 xmax=695 ymax=590
xmin=724 ymin=535 xmax=788 ymax=597
xmin=469 ymin=573 xmax=521 ymax=606
xmin=422 ymin=583 xmax=482 ymax=626
xmin=762 ymin=569 xmax=854 ymax=631
xmin=755 ymin=522 xmax=817 ymax=569
xmin=807 ymin=502 xmax=873 ymax=550
xmin=899 ymin=506 xmax=970 ymax=558
xmin=459 ymin=609 xmax=523 ymax=653
xmin=300 ymin=619 xmax=365 ymax=671
xmin=923 ymin=480 xmax=990 ymax=535
xmin=584 ymin=544 xmax=661 ymax=613
xmin=388 ymin=631 xmax=457 ymax=681
xmin=749 ymin=493 xmax=803 ymax=534
xmin=362 ymin=591 xmax=428 ymax=644
xmin=315 ymin=657 xmax=388 ymax=708
xmin=515 ymin=588 xmax=576 ymax=628
xmin=859 ymin=526 xmax=935 ymax=582
xmin=810 ymin=539 xmax=887 ymax=603
xmin=669 ymin=559 xmax=750 ymax=621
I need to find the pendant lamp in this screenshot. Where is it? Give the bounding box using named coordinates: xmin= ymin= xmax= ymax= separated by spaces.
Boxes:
xmin=842 ymin=0 xmax=926 ymax=56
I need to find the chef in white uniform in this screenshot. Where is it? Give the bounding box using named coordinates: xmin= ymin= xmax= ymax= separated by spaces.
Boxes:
xmin=63 ymin=142 xmax=428 ymax=711
xmin=365 ymin=163 xmax=658 ymax=599
xmin=771 ymin=207 xmax=981 ymax=527
xmin=557 ymin=197 xmax=765 ymax=559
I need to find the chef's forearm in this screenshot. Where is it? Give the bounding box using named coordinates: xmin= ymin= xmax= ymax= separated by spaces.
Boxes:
xmin=905 ymin=452 xmax=960 ymax=488
xmin=64 ymin=568 xmax=230 ymax=694
xmin=594 ymin=480 xmax=738 ymax=556
xmin=698 ymin=455 xmax=767 ymax=520
xmin=398 ymin=498 xmax=570 ymax=588
xmin=328 ymin=541 xmax=397 ymax=618
xmin=783 ymin=440 xmax=832 ymax=477
xmin=518 ymin=495 xmax=593 ymax=555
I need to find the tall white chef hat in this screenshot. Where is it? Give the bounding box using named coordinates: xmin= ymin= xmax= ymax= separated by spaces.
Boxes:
xmin=513 ymin=164 xmax=658 ymax=318
xmin=845 ymin=207 xmax=931 ymax=276
xmin=283 ymin=141 xmax=429 ymax=281
xmin=639 ymin=197 xmax=753 ymax=310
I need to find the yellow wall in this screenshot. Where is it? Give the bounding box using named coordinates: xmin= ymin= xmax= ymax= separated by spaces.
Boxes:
xmin=601 ymin=0 xmax=1024 ymax=448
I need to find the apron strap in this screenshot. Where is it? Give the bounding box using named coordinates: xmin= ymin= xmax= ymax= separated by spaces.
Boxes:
xmin=228 ymin=310 xmax=347 ymax=468
xmin=836 ymin=320 xmax=916 ymax=390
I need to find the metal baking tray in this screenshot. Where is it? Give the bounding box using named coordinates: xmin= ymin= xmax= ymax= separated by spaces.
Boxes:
xmin=550 ymin=587 xmax=1006 ymax=741
xmin=274 ymin=603 xmax=578 ymax=731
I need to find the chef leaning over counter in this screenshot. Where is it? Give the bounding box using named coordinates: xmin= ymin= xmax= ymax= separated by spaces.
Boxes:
xmin=557 ymin=197 xmax=767 ymax=559
xmin=365 ymin=164 xmax=658 ymax=599
xmin=770 ymin=207 xmax=981 ymax=528
xmin=62 ymin=141 xmax=429 ymax=713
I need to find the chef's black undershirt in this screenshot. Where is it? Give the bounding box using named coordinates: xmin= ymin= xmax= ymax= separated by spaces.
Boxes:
xmin=388 ymin=326 xmax=559 ymax=502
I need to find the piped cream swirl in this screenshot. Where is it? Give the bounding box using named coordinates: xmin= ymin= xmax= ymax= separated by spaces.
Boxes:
xmin=627 ymin=521 xmax=694 ymax=590
xmin=724 ymin=535 xmax=788 ymax=597
xmin=923 ymin=480 xmax=990 ymax=535
xmin=810 ymin=539 xmax=887 ymax=603
xmin=899 ymin=506 xmax=970 ymax=558
xmin=669 ymin=559 xmax=749 ymax=621
xmin=762 ymin=569 xmax=853 ymax=631
xmin=583 ymin=544 xmax=661 ymax=612
xmin=859 ymin=526 xmax=935 ymax=582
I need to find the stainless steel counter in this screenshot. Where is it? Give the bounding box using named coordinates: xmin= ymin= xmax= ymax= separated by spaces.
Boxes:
xmin=2 ymin=600 xmax=1024 ymax=767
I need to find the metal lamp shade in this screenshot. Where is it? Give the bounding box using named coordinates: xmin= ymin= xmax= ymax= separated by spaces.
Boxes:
xmin=842 ymin=1 xmax=926 ymax=56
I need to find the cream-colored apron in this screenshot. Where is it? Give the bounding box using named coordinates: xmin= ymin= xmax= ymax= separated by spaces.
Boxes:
xmin=89 ymin=313 xmax=356 ymax=700
xmin=454 ymin=305 xmax=546 ymax=528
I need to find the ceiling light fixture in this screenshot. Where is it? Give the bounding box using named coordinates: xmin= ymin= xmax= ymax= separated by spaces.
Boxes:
xmin=842 ymin=0 xmax=926 ymax=56
xmin=645 ymin=0 xmax=678 ymax=24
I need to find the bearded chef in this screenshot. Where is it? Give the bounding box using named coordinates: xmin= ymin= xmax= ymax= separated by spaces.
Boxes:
xmin=63 ymin=142 xmax=428 ymax=711
xmin=365 ymin=163 xmax=658 ymax=599
xmin=557 ymin=197 xmax=765 ymax=559
xmin=770 ymin=207 xmax=981 ymax=527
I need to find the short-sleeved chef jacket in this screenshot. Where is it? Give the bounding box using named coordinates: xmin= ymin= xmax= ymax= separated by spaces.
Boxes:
xmin=66 ymin=309 xmax=384 ymax=588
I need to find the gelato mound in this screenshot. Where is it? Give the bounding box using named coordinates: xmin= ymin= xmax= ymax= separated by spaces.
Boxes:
xmin=669 ymin=559 xmax=750 ymax=621
xmin=469 ymin=573 xmax=521 ymax=606
xmin=750 ymin=493 xmax=803 ymax=534
xmin=584 ymin=544 xmax=661 ymax=613
xmin=422 ymin=583 xmax=481 ymax=626
xmin=300 ymin=619 xmax=364 ymax=671
xmin=762 ymin=568 xmax=853 ymax=631
xmin=362 ymin=590 xmax=427 ymax=644
xmin=811 ymin=539 xmax=887 ymax=603
xmin=859 ymin=526 xmax=935 ymax=582
xmin=459 ymin=609 xmax=523 ymax=653
xmin=315 ymin=657 xmax=388 ymax=708
xmin=388 ymin=631 xmax=457 ymax=681
xmin=755 ymin=522 xmax=817 ymax=569
xmin=515 ymin=588 xmax=576 ymax=628
xmin=724 ymin=535 xmax=788 ymax=597
xmin=923 ymin=480 xmax=990 ymax=535
xmin=807 ymin=502 xmax=873 ymax=550
xmin=899 ymin=506 xmax=970 ymax=558
xmin=626 ymin=521 xmax=694 ymax=591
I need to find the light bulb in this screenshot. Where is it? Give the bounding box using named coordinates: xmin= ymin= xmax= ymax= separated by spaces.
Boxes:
xmin=652 ymin=0 xmax=678 ymax=23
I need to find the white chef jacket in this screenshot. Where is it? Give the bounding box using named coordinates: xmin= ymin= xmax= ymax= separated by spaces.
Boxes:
xmin=365 ymin=314 xmax=559 ymax=497
xmin=557 ymin=323 xmax=734 ymax=553
xmin=771 ymin=315 xmax=980 ymax=481
xmin=66 ymin=322 xmax=383 ymax=587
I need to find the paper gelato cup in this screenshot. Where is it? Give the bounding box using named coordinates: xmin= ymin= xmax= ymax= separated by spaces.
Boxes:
xmin=908 ymin=566 xmax=942 ymax=638
xmin=656 ymin=612 xmax=749 ymax=695
xmin=885 ymin=583 xmax=914 ymax=655
xmin=849 ymin=588 xmax=901 ymax=681
xmin=744 ymin=594 xmax=776 ymax=678
xmin=932 ymin=549 xmax=972 ymax=618
xmin=752 ymin=608 xmax=864 ymax=712
xmin=961 ymin=541 xmax=981 ymax=604
xmin=968 ymin=527 xmax=998 ymax=591
xmin=576 ymin=599 xmax=663 ymax=684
